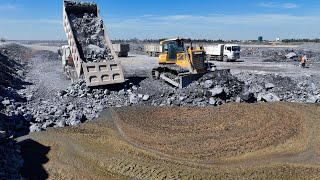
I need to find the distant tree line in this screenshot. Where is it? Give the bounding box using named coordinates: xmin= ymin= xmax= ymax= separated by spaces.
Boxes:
xmin=282 ymin=39 xmax=320 ymax=43
xmin=112 ymin=38 xmax=243 ymax=43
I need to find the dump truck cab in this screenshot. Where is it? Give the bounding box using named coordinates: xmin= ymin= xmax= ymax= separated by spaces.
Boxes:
xmin=224 ymin=44 xmax=241 ymax=61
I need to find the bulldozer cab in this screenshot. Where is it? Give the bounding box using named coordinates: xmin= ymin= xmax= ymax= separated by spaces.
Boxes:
xmin=160 ymin=38 xmax=185 ymax=61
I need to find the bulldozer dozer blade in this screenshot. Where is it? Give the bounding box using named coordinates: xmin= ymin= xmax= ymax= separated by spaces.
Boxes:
xmin=179 ymin=73 xmax=205 ymax=88
xmin=160 ymin=73 xmax=205 ymax=89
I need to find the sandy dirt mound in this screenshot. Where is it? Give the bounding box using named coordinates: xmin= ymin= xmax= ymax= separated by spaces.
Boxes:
xmin=115 ymin=103 xmax=302 ymax=161
xmin=18 ymin=103 xmax=320 ymax=179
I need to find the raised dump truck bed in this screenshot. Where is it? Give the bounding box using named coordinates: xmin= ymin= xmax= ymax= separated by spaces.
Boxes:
xmin=63 ymin=1 xmax=124 ymax=86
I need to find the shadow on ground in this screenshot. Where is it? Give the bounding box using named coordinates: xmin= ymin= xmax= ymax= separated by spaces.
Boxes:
xmin=19 ymin=139 xmax=50 ymax=180
xmin=90 ymin=76 xmax=148 ymax=92
xmin=0 ymin=53 xmax=32 ymax=90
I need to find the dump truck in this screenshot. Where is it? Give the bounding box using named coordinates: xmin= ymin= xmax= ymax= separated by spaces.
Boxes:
xmin=152 ymin=38 xmax=215 ymax=88
xmin=112 ymin=43 xmax=130 ymax=57
xmin=144 ymin=44 xmax=163 ymax=57
xmin=204 ymin=44 xmax=241 ymax=62
xmin=62 ymin=0 xmax=124 ymax=87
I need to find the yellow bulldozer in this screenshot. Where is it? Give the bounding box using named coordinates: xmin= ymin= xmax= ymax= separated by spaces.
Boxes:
xmin=152 ymin=38 xmax=215 ymax=88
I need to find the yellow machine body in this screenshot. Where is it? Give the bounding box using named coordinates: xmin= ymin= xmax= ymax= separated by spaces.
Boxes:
xmin=158 ymin=38 xmax=207 ymax=74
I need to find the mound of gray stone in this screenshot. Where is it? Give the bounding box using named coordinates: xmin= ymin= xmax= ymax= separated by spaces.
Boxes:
xmin=69 ymin=13 xmax=114 ymax=62
xmin=235 ymin=72 xmax=320 ymax=103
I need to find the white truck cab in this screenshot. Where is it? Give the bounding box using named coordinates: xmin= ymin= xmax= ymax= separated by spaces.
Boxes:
xmin=223 ymin=44 xmax=241 ymax=61
xmin=204 ymin=44 xmax=241 ymax=62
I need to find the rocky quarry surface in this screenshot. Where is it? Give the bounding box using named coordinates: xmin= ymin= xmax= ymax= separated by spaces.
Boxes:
xmin=241 ymin=45 xmax=320 ymax=63
xmin=1 ymin=42 xmax=320 ymax=179
xmin=235 ymin=73 xmax=320 ymax=103
xmin=69 ymin=12 xmax=114 ymax=62
xmin=0 ymin=44 xmax=29 ymax=180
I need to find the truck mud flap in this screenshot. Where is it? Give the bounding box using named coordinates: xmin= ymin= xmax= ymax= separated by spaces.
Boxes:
xmin=82 ymin=61 xmax=125 ymax=87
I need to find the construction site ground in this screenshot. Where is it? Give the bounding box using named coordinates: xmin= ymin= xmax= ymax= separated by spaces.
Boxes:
xmin=2 ymin=42 xmax=320 ymax=179
xmin=121 ymin=53 xmax=320 ymax=77
xmin=18 ymin=103 xmax=320 ymax=179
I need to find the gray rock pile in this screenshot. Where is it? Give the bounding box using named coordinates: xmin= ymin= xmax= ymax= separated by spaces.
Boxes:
xmin=149 ymin=70 xmax=245 ymax=106
xmin=0 ymin=44 xmax=31 ymax=89
xmin=241 ymin=47 xmax=319 ymax=63
xmin=26 ymin=79 xmax=127 ymax=132
xmin=0 ymin=137 xmax=24 ymax=180
xmin=236 ymin=72 xmax=320 ymax=103
xmin=129 ymin=70 xmax=246 ymax=107
xmin=69 ymin=12 xmax=114 ymax=62
xmin=25 ymin=70 xmax=247 ymax=131
xmin=0 ymin=44 xmax=30 ymax=180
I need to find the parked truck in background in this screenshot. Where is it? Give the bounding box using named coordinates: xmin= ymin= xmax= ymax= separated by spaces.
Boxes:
xmin=204 ymin=44 xmax=241 ymax=62
xmin=144 ymin=44 xmax=163 ymax=57
xmin=112 ymin=43 xmax=130 ymax=57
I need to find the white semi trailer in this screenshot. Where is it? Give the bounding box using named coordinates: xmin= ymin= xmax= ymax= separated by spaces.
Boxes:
xmin=144 ymin=44 xmax=163 ymax=57
xmin=204 ymin=44 xmax=241 ymax=62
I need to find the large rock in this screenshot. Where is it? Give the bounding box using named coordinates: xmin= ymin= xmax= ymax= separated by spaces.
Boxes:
xmin=104 ymin=89 xmax=110 ymax=95
xmin=265 ymin=83 xmax=275 ymax=90
xmin=29 ymin=124 xmax=41 ymax=132
xmin=259 ymin=93 xmax=281 ymax=102
xmin=56 ymin=120 xmax=66 ymax=128
xmin=240 ymin=92 xmax=257 ymax=103
xmin=142 ymin=95 xmax=150 ymax=101
xmin=204 ymin=80 xmax=213 ymax=88
xmin=23 ymin=113 xmax=33 ymax=122
xmin=0 ymin=131 xmax=6 ymax=139
xmin=209 ymin=98 xmax=216 ymax=105
xmin=285 ymin=52 xmax=297 ymax=59
xmin=306 ymin=95 xmax=320 ymax=103
xmin=208 ymin=87 xmax=224 ymax=97
xmin=67 ymin=111 xmax=84 ymax=126
xmin=1 ymin=99 xmax=10 ymax=106
xmin=129 ymin=94 xmax=138 ymax=104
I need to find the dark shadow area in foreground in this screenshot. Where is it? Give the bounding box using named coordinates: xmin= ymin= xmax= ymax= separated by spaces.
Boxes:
xmin=0 ymin=53 xmax=33 ymax=90
xmin=90 ymin=76 xmax=148 ymax=91
xmin=19 ymin=139 xmax=50 ymax=180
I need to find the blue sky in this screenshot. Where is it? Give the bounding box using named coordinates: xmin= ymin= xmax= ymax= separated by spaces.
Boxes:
xmin=0 ymin=0 xmax=320 ymax=40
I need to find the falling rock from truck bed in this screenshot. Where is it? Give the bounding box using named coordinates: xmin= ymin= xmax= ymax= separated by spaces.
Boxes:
xmin=69 ymin=13 xmax=114 ymax=62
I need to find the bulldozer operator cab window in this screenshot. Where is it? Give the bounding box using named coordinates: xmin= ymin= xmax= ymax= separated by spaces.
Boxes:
xmin=176 ymin=40 xmax=184 ymax=52
xmin=162 ymin=44 xmax=168 ymax=52
xmin=168 ymin=42 xmax=177 ymax=60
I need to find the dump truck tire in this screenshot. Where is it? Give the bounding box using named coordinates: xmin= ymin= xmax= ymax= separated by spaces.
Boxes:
xmin=223 ymin=55 xmax=229 ymax=62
